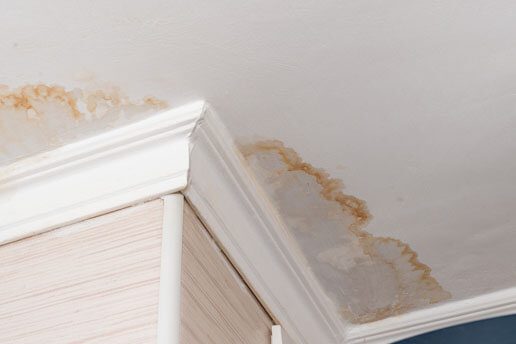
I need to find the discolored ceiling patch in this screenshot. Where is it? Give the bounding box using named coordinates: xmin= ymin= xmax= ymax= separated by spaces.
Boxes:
xmin=0 ymin=84 xmax=168 ymax=165
xmin=240 ymin=140 xmax=451 ymax=324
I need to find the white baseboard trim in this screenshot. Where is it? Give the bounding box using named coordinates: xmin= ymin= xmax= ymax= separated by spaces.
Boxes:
xmin=346 ymin=286 xmax=516 ymax=343
xmin=184 ymin=106 xmax=346 ymax=344
xmin=0 ymin=101 xmax=204 ymax=245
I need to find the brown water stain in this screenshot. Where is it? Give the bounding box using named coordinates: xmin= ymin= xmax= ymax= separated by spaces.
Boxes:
xmin=0 ymin=83 xmax=169 ymax=165
xmin=0 ymin=84 xmax=82 ymax=119
xmin=0 ymin=84 xmax=167 ymax=120
xmin=240 ymin=140 xmax=451 ymax=324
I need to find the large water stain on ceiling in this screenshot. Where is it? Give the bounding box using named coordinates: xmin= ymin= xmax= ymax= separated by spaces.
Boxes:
xmin=241 ymin=140 xmax=451 ymax=324
xmin=0 ymin=83 xmax=167 ymax=166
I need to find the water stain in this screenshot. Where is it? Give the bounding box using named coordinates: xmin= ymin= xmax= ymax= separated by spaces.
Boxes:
xmin=0 ymin=84 xmax=167 ymax=120
xmin=240 ymin=140 xmax=451 ymax=324
xmin=0 ymin=83 xmax=168 ymax=165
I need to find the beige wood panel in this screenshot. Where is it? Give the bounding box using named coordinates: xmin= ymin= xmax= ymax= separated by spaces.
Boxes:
xmin=0 ymin=200 xmax=163 ymax=344
xmin=181 ymin=203 xmax=273 ymax=344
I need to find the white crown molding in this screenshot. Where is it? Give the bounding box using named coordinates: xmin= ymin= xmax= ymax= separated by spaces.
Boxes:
xmin=346 ymin=286 xmax=516 ymax=343
xmin=0 ymin=101 xmax=205 ymax=245
xmin=184 ymin=106 xmax=346 ymax=344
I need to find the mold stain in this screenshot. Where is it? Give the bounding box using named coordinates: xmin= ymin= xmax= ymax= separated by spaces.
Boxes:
xmin=0 ymin=84 xmax=168 ymax=165
xmin=240 ymin=140 xmax=451 ymax=324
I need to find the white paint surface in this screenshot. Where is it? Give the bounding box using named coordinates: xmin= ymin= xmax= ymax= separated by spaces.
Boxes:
xmin=1 ymin=0 xmax=516 ymax=328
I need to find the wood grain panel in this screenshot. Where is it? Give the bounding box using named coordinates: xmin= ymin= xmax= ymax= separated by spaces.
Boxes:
xmin=181 ymin=203 xmax=273 ymax=344
xmin=0 ymin=200 xmax=163 ymax=344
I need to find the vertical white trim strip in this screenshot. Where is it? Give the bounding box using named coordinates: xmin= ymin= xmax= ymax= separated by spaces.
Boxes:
xmin=158 ymin=194 xmax=185 ymax=344
xmin=271 ymin=325 xmax=284 ymax=344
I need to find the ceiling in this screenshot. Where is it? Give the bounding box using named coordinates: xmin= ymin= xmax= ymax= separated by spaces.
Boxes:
xmin=1 ymin=0 xmax=515 ymax=328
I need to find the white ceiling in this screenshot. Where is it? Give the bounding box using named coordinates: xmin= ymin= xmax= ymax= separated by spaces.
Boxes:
xmin=1 ymin=0 xmax=516 ymax=326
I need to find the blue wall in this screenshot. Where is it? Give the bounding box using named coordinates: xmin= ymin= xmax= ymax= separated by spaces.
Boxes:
xmin=395 ymin=315 xmax=516 ymax=344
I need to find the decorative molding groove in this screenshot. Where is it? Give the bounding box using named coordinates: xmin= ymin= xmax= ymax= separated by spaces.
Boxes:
xmin=0 ymin=101 xmax=204 ymax=245
xmin=184 ymin=106 xmax=346 ymax=344
xmin=346 ymin=286 xmax=516 ymax=343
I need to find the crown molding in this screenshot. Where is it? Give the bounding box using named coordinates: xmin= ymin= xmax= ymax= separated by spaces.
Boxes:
xmin=0 ymin=101 xmax=204 ymax=245
xmin=346 ymin=286 xmax=516 ymax=343
xmin=184 ymin=106 xmax=346 ymax=344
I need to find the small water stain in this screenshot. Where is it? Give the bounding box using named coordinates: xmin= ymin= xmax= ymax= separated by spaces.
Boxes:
xmin=240 ymin=140 xmax=450 ymax=324
xmin=0 ymin=84 xmax=167 ymax=120
xmin=0 ymin=83 xmax=168 ymax=165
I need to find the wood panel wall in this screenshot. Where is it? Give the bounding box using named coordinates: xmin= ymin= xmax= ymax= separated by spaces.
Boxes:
xmin=0 ymin=199 xmax=163 ymax=344
xmin=0 ymin=199 xmax=273 ymax=344
xmin=181 ymin=203 xmax=273 ymax=344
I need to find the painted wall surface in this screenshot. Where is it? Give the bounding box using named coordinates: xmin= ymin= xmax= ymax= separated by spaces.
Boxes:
xmin=1 ymin=0 xmax=515 ymax=327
